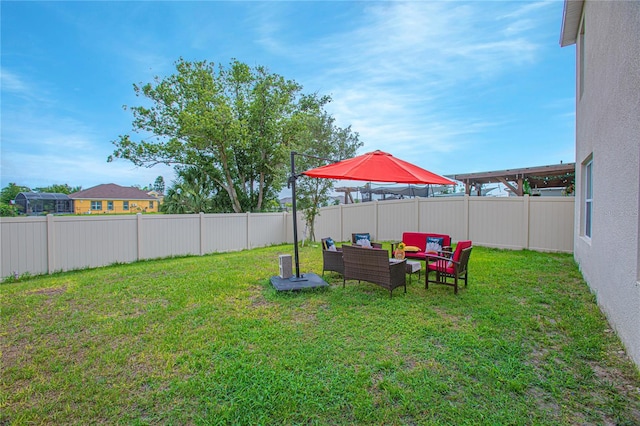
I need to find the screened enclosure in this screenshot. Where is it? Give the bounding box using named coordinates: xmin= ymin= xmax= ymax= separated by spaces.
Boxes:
xmin=14 ymin=192 xmax=74 ymax=215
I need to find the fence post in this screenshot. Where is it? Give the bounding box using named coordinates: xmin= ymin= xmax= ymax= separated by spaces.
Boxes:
xmin=415 ymin=198 xmax=420 ymax=231
xmin=246 ymin=212 xmax=251 ymax=250
xmin=47 ymin=214 xmax=55 ymax=274
xmin=523 ymin=195 xmax=530 ymax=250
xmin=339 ymin=204 xmax=344 ymax=242
xmin=282 ymin=211 xmax=288 ymax=244
xmin=374 ymin=200 xmax=379 ymax=241
xmin=463 ymin=195 xmax=470 ymax=240
xmin=199 ymin=212 xmax=205 ymax=255
xmin=136 ymin=213 xmax=143 ymax=261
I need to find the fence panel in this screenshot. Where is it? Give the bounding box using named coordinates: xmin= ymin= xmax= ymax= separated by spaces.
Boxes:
xmin=1 ymin=217 xmax=48 ymax=277
xmin=313 ymin=205 xmax=341 ymax=242
xmin=53 ymin=215 xmax=138 ymax=271
xmin=529 ymin=197 xmax=574 ymax=252
xmin=341 ymin=203 xmax=377 ymax=242
xmin=249 ymin=213 xmax=290 ymax=248
xmin=377 ymin=199 xmax=418 ymax=241
xmin=468 ymin=197 xmax=526 ymax=249
xmin=418 ymin=198 xmax=466 ymax=241
xmin=200 ymin=213 xmax=245 ymax=253
xmin=140 ymin=214 xmax=201 ymax=259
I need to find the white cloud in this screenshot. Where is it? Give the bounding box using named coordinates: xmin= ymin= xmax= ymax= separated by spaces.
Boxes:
xmin=0 ymin=68 xmax=29 ymax=94
xmin=247 ymin=1 xmax=550 ymax=171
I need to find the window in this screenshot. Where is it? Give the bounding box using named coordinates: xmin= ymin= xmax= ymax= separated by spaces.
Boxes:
xmin=584 ymin=159 xmax=593 ymax=238
xmin=123 ymin=201 xmax=129 ymax=211
xmin=107 ymin=201 xmax=114 ymax=211
xmin=91 ymin=201 xmax=102 ymax=211
xmin=149 ymin=201 xmax=154 ymax=209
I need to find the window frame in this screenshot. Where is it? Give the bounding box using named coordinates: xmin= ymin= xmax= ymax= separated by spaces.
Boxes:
xmin=107 ymin=201 xmax=114 ymax=211
xmin=123 ymin=201 xmax=129 ymax=211
xmin=91 ymin=201 xmax=102 ymax=211
xmin=584 ymin=158 xmax=593 ymax=239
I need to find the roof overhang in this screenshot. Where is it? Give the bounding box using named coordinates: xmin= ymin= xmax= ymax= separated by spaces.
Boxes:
xmin=560 ymin=0 xmax=585 ymax=47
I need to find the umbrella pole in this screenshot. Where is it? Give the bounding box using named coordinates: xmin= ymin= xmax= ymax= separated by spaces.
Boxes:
xmin=290 ymin=151 xmax=302 ymax=278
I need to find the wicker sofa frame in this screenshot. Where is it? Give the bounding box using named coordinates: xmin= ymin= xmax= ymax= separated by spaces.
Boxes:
xmin=341 ymin=244 xmax=406 ymax=298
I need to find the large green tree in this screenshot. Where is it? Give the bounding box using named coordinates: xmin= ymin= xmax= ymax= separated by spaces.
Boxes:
xmin=0 ymin=183 xmax=31 ymax=217
xmin=153 ymin=176 xmax=165 ymax=195
xmin=160 ymin=166 xmax=231 ymax=214
xmin=33 ymin=184 xmax=82 ymax=194
xmin=110 ymin=58 xmax=327 ymax=213
xmin=294 ymin=112 xmax=362 ymax=242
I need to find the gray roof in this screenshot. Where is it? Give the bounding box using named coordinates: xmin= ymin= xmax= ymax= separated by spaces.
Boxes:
xmin=69 ymin=184 xmax=156 ymax=200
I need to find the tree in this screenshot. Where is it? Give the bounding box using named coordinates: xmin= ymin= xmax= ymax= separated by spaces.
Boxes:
xmin=109 ymin=58 xmax=326 ymax=213
xmin=33 ymin=184 xmax=81 ymax=194
xmin=294 ymin=112 xmax=362 ymax=242
xmin=153 ymin=176 xmax=165 ymax=194
xmin=0 ymin=183 xmax=30 ymax=217
xmin=160 ymin=166 xmax=230 ymax=214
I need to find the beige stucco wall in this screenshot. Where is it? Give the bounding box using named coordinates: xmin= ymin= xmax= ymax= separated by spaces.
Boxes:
xmin=73 ymin=199 xmax=158 ymax=214
xmin=572 ymin=0 xmax=640 ymax=367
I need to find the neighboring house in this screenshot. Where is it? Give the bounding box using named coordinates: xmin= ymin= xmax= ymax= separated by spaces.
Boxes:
xmin=561 ymin=0 xmax=640 ymax=367
xmin=147 ymin=190 xmax=164 ymax=205
xmin=69 ymin=184 xmax=159 ymax=214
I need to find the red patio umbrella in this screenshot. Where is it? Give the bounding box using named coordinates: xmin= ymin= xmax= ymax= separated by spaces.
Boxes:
xmin=302 ymin=150 xmax=455 ymax=185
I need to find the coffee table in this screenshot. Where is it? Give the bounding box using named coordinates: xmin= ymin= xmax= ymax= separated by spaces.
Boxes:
xmin=391 ymin=258 xmax=422 ymax=283
xmin=405 ymin=260 xmax=421 ymax=283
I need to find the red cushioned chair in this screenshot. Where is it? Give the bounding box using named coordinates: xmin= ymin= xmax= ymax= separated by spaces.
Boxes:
xmin=425 ymin=240 xmax=472 ymax=294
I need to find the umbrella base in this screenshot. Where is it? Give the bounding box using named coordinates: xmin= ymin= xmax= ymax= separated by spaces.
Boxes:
xmin=270 ymin=273 xmax=329 ymax=291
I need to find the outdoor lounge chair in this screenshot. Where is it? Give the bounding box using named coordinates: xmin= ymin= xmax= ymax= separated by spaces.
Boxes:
xmin=342 ymin=244 xmax=406 ymax=298
xmin=321 ymin=237 xmax=344 ymax=277
xmin=425 ymin=240 xmax=472 ymax=295
xmin=351 ymin=233 xmax=383 ymax=249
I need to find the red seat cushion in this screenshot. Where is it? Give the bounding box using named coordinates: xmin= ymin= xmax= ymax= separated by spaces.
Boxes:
xmin=427 ymin=260 xmax=454 ymax=274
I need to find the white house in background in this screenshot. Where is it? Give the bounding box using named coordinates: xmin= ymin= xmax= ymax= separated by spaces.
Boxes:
xmin=560 ymin=0 xmax=640 ymax=368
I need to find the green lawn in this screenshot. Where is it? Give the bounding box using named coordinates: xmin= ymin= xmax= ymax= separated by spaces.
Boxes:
xmin=2 ymin=244 xmax=639 ymax=425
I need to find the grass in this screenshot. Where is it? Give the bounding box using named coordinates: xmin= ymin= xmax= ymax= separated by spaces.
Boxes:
xmin=2 ymin=244 xmax=639 ymax=425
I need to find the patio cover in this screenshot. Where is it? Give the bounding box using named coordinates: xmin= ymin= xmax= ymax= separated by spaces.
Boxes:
xmin=452 ymin=163 xmax=575 ymax=196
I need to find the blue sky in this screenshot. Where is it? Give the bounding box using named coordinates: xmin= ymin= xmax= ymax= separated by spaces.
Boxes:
xmin=1 ymin=1 xmax=576 ymax=192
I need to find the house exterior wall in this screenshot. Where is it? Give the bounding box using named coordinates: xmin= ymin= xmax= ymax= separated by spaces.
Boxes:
xmin=73 ymin=199 xmax=159 ymax=214
xmin=571 ymin=0 xmax=640 ymax=367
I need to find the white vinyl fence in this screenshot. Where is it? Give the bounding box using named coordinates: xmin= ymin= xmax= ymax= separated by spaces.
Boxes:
xmin=313 ymin=195 xmax=574 ymax=252
xmin=1 ymin=196 xmax=574 ymax=279
xmin=1 ymin=212 xmax=291 ymax=278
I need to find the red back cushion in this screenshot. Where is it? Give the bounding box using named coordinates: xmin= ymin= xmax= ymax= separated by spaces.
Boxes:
xmin=453 ymin=240 xmax=472 ymax=262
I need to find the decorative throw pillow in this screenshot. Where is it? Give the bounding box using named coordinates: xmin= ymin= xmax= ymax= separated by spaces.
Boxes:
xmin=403 ymin=245 xmax=421 ymax=252
xmin=325 ymin=238 xmax=337 ymax=251
xmin=355 ymin=233 xmax=372 ymax=248
xmin=425 ymin=237 xmax=444 ymax=254
xmin=447 ymin=252 xmax=455 ymax=268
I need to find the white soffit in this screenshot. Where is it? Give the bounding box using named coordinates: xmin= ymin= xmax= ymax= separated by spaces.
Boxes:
xmin=560 ymin=0 xmax=585 ymax=47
